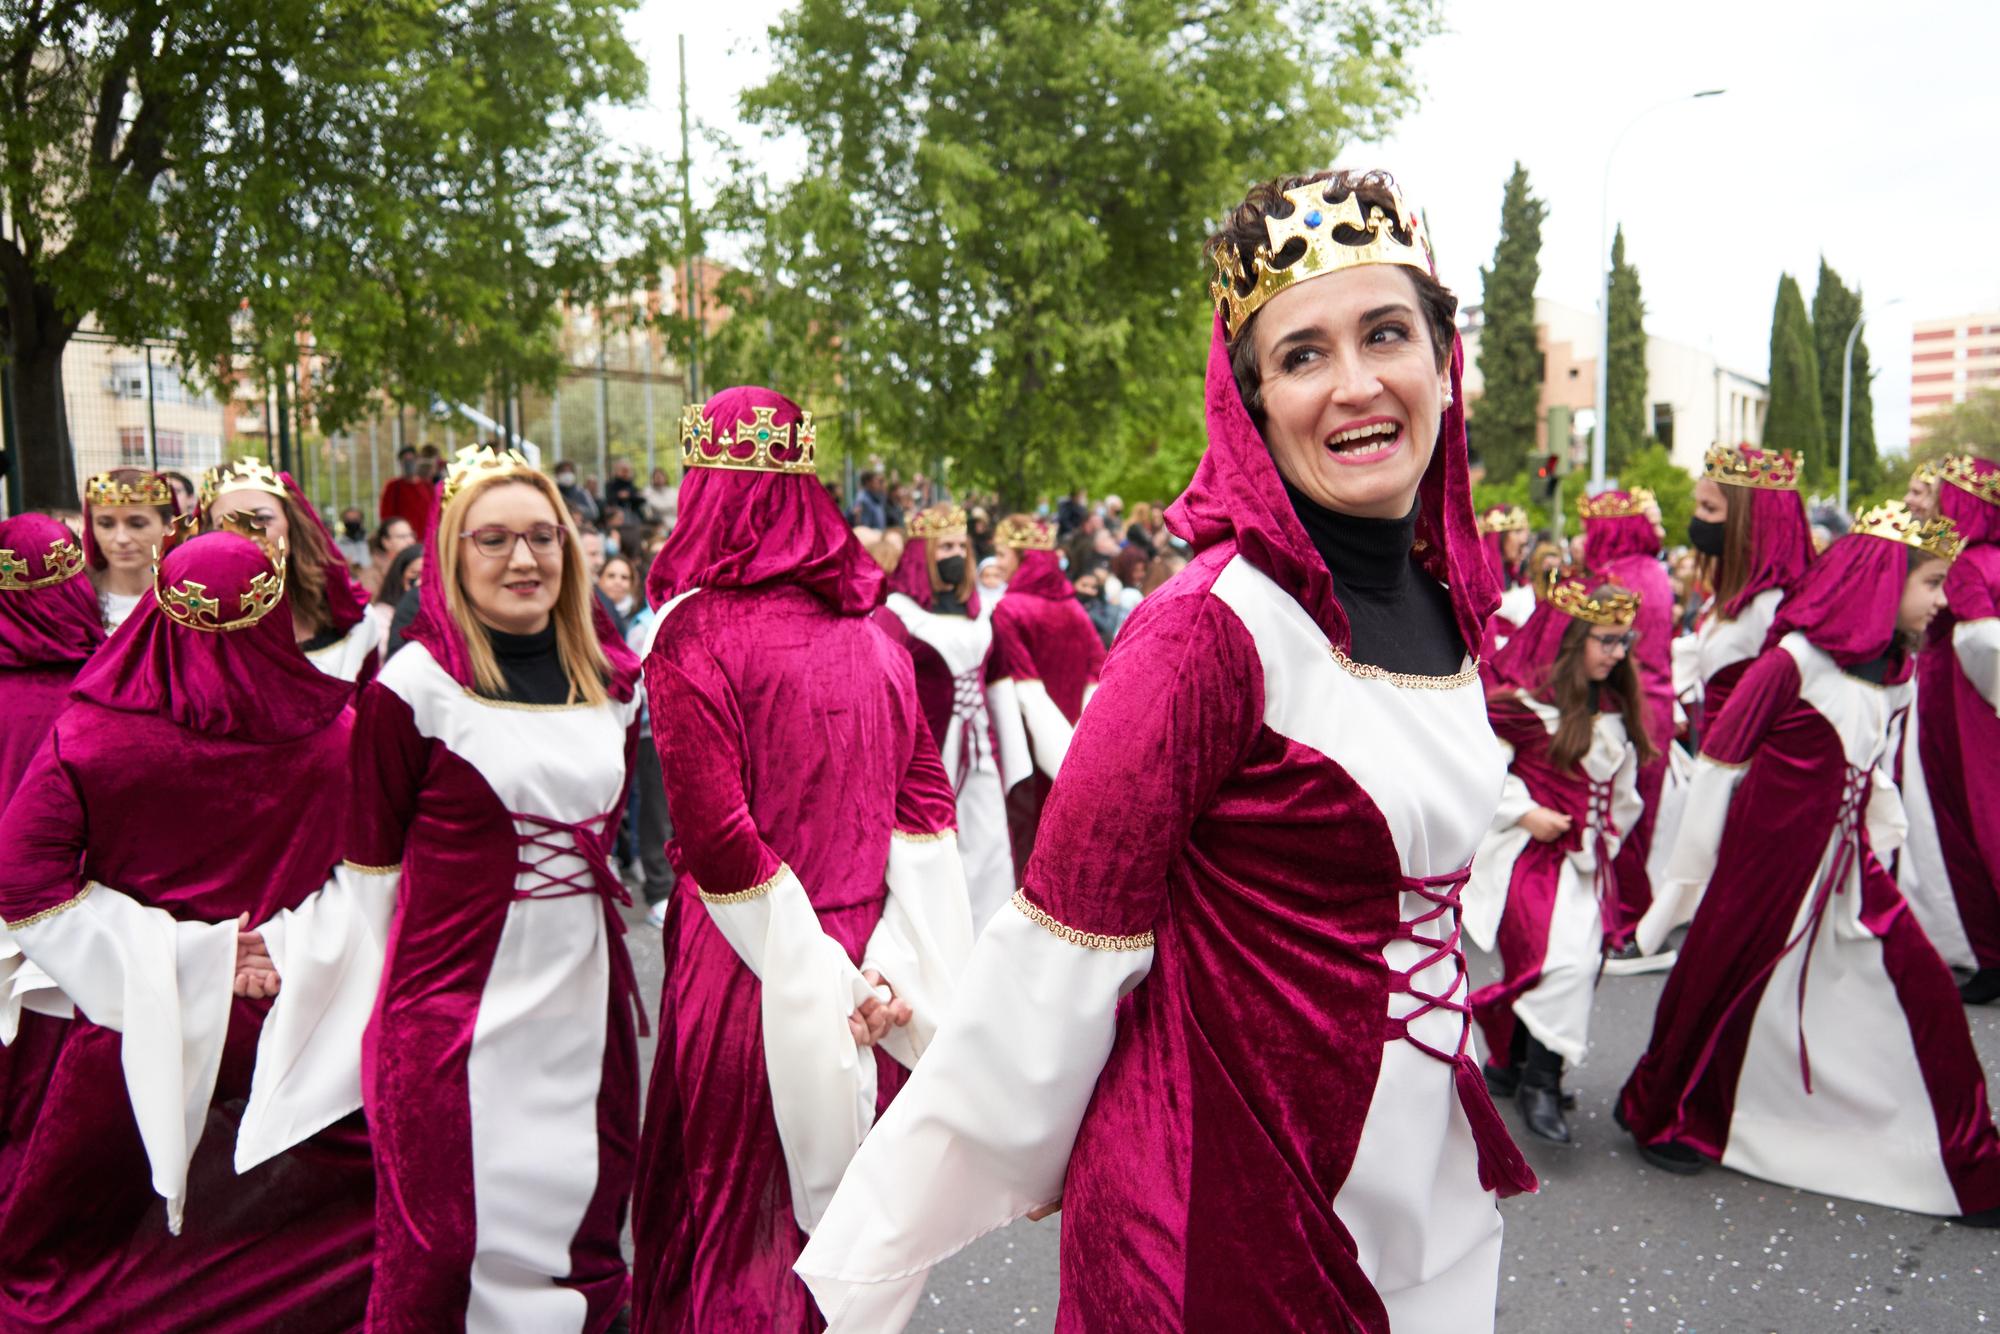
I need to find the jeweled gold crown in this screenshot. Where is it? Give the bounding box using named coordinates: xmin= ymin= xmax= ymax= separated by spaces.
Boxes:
xmin=1704 ymin=444 xmax=1801 ymax=491
xmin=84 ymin=471 xmax=173 ymax=509
xmin=1578 ymin=487 xmax=1656 ymax=521
xmin=1210 ymin=176 xmax=1436 ymax=339
xmin=201 ymin=457 xmax=288 ymax=509
xmin=1546 ymin=574 xmax=1640 ymax=628
xmin=680 ymin=402 xmax=818 ymax=475
xmin=0 ymin=536 xmax=86 ymax=592
xmin=153 ymin=513 xmax=289 ymax=633
xmin=442 ymin=443 xmax=536 ymax=507
xmin=995 ymin=514 xmax=1056 ymax=551
xmin=1852 ymin=501 xmax=1964 ymax=563
xmin=907 ymin=502 xmax=968 ymax=541
xmin=1478 ymin=505 xmax=1530 ymax=536
xmin=1937 ymin=454 xmax=2000 ymax=509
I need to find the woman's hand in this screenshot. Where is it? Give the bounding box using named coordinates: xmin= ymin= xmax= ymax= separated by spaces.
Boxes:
xmin=847 ymin=968 xmax=914 ymax=1046
xmin=234 ymin=912 xmax=282 ymax=999
xmin=1520 ymin=807 xmax=1574 ymax=843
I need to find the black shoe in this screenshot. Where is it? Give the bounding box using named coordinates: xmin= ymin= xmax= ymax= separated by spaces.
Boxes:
xmin=1633 ymin=1136 xmax=1705 ymax=1175
xmin=1960 ymin=968 xmax=2000 ymax=1005
xmin=1517 ymin=1076 xmax=1572 ymax=1144
xmin=1485 ymin=1060 xmax=1576 ymax=1109
xmin=1957 ymin=1206 xmax=2000 ymax=1228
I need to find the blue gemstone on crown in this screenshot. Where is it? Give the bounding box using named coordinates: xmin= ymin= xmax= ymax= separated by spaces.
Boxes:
xmin=1305 ymin=210 xmax=1323 ymax=227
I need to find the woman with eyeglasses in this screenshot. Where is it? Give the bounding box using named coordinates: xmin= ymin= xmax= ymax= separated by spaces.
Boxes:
xmin=1464 ymin=577 xmax=1651 ymax=1145
xmin=229 ymin=445 xmax=645 ymax=1331
xmin=1618 ymin=505 xmax=2000 ymax=1223
xmin=204 ymin=457 xmax=381 ymax=683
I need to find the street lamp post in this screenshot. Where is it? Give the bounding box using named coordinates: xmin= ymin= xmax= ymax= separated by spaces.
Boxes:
xmin=1839 ymin=299 xmax=1901 ymax=514
xmin=1592 ymin=88 xmax=1726 ymax=488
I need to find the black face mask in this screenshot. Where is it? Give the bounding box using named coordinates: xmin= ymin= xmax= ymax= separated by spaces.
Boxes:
xmin=1687 ymin=516 xmax=1726 ymax=557
xmin=934 ymin=555 xmax=966 ymax=588
xmin=343 ymin=520 xmax=365 ymax=541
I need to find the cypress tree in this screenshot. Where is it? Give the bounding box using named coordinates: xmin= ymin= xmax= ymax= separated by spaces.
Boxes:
xmin=1764 ymin=274 xmax=1827 ymax=485
xmin=1605 ymin=225 xmax=1648 ymax=472
xmin=1475 ymin=162 xmax=1547 ymax=481
xmin=1812 ymin=258 xmax=1878 ymax=495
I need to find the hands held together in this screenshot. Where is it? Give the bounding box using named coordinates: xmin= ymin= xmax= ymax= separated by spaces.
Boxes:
xmin=846 ymin=967 xmax=912 ymax=1047
xmin=234 ymin=913 xmax=281 ymax=998
xmin=1520 ymin=806 xmax=1573 ymax=843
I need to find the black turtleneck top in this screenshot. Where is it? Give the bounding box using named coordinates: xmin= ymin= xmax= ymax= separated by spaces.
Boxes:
xmin=482 ymin=623 xmax=573 ymax=706
xmin=1283 ymin=481 xmax=1466 ymax=677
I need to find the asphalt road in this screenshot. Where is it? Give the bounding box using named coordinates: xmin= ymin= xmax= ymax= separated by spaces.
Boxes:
xmin=625 ymin=907 xmax=2000 ymax=1332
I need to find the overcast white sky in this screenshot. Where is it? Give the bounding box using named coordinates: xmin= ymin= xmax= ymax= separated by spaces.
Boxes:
xmin=615 ymin=0 xmax=2000 ymax=453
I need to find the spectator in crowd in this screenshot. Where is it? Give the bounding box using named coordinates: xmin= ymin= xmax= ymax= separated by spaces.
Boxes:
xmin=645 ymin=467 xmax=679 ymax=530
xmin=160 ymin=470 xmax=198 ymax=514
xmin=853 ymin=470 xmax=890 ymax=528
xmin=621 ymin=587 xmax=677 ymax=925
xmin=555 ymin=460 xmax=600 ymax=524
xmin=968 ymin=505 xmax=996 ymax=562
xmin=360 ymin=517 xmax=416 ymax=595
xmin=334 ymin=506 xmax=370 ymax=570
xmin=379 ymin=445 xmax=435 ymax=539
xmin=370 ymin=543 xmax=424 ymax=665
xmin=598 ymin=553 xmax=639 ymax=626
xmin=1072 ymin=565 xmax=1123 ymax=649
xmin=606 ymin=458 xmax=644 ymax=519
xmin=1099 ymin=493 xmax=1125 ymax=533
xmin=1055 ymin=487 xmax=1089 ymax=537
xmin=884 ymin=482 xmax=910 ymax=530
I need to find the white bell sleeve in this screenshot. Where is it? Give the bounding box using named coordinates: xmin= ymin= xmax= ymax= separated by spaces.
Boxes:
xmin=0 ymin=735 xmax=234 ymax=1235
xmin=1955 ymin=618 xmax=2000 ymax=714
xmin=796 ymin=585 xmax=1258 ymax=1331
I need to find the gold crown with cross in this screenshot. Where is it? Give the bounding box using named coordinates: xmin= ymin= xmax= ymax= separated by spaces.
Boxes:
xmin=1577 ymin=487 xmax=1656 ymax=521
xmin=442 ymin=443 xmax=538 ymax=507
xmin=153 ymin=511 xmax=289 ymax=633
xmin=907 ymin=503 xmax=968 ymax=541
xmin=1936 ymin=454 xmax=2000 ymax=509
xmin=0 ymin=535 xmax=86 ymax=591
xmin=1542 ymin=570 xmax=1640 ymax=627
xmin=994 ymin=514 xmax=1056 ymax=551
xmin=1852 ymin=501 xmax=1964 ymax=563
xmin=1478 ymin=505 xmax=1530 ymax=536
xmin=84 ymin=471 xmax=175 ymax=509
xmin=1703 ymin=443 xmax=1801 ymax=491
xmin=200 ymin=457 xmax=289 ymax=509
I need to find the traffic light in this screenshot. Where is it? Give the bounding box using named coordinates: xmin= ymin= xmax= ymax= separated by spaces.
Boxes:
xmin=1534 ymin=453 xmax=1561 ymax=504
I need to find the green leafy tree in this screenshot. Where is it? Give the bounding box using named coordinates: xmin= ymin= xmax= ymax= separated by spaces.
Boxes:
xmin=1763 ymin=273 xmax=1826 ymax=484
xmin=1615 ymin=441 xmax=1695 ymax=549
xmin=714 ymin=0 xmax=1444 ymax=507
xmin=1604 ymin=225 xmax=1648 ymax=472
xmin=1812 ymin=258 xmax=1877 ymax=495
xmin=0 ymin=0 xmax=675 ymax=509
xmin=1473 ymin=163 xmax=1547 ymax=482
xmin=1912 ymin=387 xmax=2000 ymax=465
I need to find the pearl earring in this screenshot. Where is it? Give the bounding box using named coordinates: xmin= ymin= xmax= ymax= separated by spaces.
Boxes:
xmin=1442 ymin=388 xmax=1454 ymax=409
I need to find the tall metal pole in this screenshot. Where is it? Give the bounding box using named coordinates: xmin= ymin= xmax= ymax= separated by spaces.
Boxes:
xmin=1592 ymin=89 xmax=1726 ymax=486
xmin=1840 ymin=299 xmax=1900 ymax=514
xmin=680 ymin=35 xmax=700 ymax=405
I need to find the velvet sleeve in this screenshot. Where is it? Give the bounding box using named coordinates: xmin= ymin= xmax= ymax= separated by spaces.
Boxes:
xmin=347 ymin=681 xmax=428 ymax=870
xmin=893 ymin=699 xmax=958 ymax=837
xmin=644 ymin=627 xmax=784 ymax=896
xmin=985 ymin=604 xmax=1034 ymax=682
xmin=1699 ymin=646 xmax=1803 ymax=767
xmin=1021 ymin=586 xmax=1261 ymax=938
xmin=0 ymin=732 xmax=87 ymax=919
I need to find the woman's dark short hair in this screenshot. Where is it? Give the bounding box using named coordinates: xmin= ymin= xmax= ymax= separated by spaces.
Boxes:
xmin=1205 ymin=169 xmax=1457 ymax=422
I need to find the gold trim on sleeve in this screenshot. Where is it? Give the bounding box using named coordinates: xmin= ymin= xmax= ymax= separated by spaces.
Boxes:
xmin=696 ymin=864 xmax=790 ymax=906
xmin=1330 ymin=646 xmax=1481 ymax=690
xmin=891 ymin=828 xmax=955 ymax=844
xmin=342 ymin=861 xmax=402 ymax=877
xmin=3 ymin=881 xmax=94 ymax=931
xmin=1011 ymin=889 xmax=1155 ymax=951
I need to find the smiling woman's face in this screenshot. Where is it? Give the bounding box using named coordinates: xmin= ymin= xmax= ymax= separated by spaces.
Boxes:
xmin=1248 ymin=265 xmax=1448 ymax=520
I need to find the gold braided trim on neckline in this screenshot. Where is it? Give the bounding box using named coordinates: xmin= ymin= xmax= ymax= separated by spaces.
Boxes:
xmin=461 ymin=689 xmax=593 ymax=713
xmin=1329 ymin=646 xmax=1480 ymax=691
xmin=3 ymin=882 xmax=94 ymax=931
xmin=1011 ymin=890 xmax=1154 ymax=952
xmin=343 ymin=860 xmax=402 ymax=877
xmin=891 ymin=828 xmax=955 ymax=844
xmin=697 ymin=864 xmax=790 ymax=906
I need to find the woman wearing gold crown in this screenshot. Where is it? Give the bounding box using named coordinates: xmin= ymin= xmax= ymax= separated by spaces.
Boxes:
xmin=1911 ymin=455 xmax=2000 ymax=1003
xmin=629 ymin=386 xmax=970 ymax=1331
xmin=983 ymin=513 xmax=1105 ymax=873
xmin=798 ymin=169 xmax=1534 ymax=1332
xmin=883 ymin=501 xmax=1016 ymax=933
xmin=0 ymin=523 xmax=377 ymax=1328
xmin=225 ymin=443 xmax=647 ymax=1329
xmin=1476 ymin=503 xmax=1536 ymax=643
xmin=80 ymin=467 xmax=178 ymax=633
xmin=204 ymin=457 xmax=381 ymax=682
xmin=1464 ymin=576 xmax=1651 ymax=1145
xmin=1617 ymin=504 xmax=2000 ymax=1221
xmin=1634 ymin=443 xmax=1816 ymax=956
xmin=0 ymin=514 xmax=104 ymax=1218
